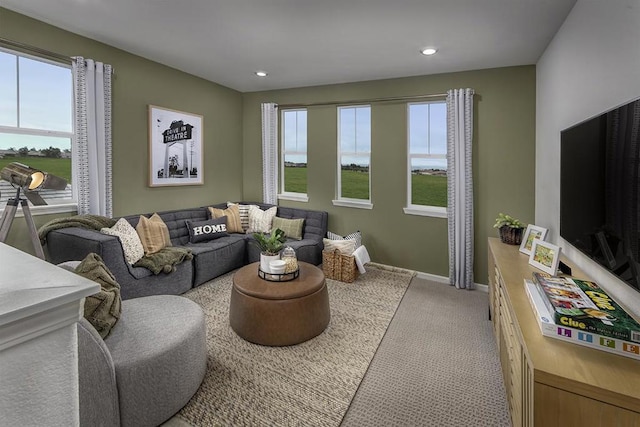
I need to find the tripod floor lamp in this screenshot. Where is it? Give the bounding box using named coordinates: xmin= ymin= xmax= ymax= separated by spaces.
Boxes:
xmin=0 ymin=162 xmax=67 ymax=259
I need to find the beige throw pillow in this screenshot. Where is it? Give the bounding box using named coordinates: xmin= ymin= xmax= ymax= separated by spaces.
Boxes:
xmin=75 ymin=253 xmax=122 ymax=339
xmin=247 ymin=205 xmax=277 ymax=233
xmin=136 ymin=213 xmax=172 ymax=255
xmin=209 ymin=204 xmax=243 ymax=233
xmin=101 ymin=218 xmax=145 ymax=264
xmin=323 ymin=238 xmax=356 ymax=255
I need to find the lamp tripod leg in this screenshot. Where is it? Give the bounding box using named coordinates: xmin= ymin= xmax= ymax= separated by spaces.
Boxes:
xmin=0 ymin=200 xmax=19 ymax=243
xmin=20 ymin=200 xmax=45 ymax=260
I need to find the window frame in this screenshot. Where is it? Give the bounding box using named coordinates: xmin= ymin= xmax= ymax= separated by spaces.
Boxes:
xmin=404 ymin=100 xmax=447 ymax=218
xmin=333 ymin=104 xmax=373 ymax=209
xmin=278 ymin=108 xmax=309 ymax=202
xmin=0 ymin=47 xmax=76 ymax=215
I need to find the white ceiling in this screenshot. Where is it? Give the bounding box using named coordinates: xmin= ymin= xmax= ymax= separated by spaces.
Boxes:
xmin=1 ymin=0 xmax=576 ymax=92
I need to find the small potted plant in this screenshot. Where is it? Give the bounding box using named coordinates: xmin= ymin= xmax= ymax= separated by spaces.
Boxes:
xmin=494 ymin=213 xmax=525 ymax=245
xmin=252 ymin=228 xmax=287 ymax=273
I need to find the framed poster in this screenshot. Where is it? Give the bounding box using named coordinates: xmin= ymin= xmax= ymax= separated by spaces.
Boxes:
xmin=148 ymin=105 xmax=203 ymax=187
xmin=519 ymin=224 xmax=548 ymax=255
xmin=529 ymin=240 xmax=562 ymax=275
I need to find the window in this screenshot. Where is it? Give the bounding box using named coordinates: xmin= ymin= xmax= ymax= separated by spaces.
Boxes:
xmin=335 ymin=105 xmax=371 ymax=208
xmin=280 ymin=109 xmax=308 ymax=201
xmin=0 ymin=48 xmax=74 ymax=208
xmin=406 ymin=101 xmax=447 ymax=217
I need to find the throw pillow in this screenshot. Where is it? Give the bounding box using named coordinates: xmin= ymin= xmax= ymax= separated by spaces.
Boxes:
xmin=136 ymin=213 xmax=172 ymax=255
xmin=75 ymin=253 xmax=122 ymax=339
xmin=209 ymin=204 xmax=243 ymax=233
xmin=185 ymin=216 xmax=229 ymax=243
xmin=327 ymin=230 xmax=362 ymax=248
xmin=247 ymin=205 xmax=277 ymax=234
xmin=101 ymin=218 xmax=145 ymax=264
xmin=227 ymin=202 xmax=254 ymax=232
xmin=273 ymin=216 xmax=304 ymax=240
xmin=323 ymin=238 xmax=356 ymax=255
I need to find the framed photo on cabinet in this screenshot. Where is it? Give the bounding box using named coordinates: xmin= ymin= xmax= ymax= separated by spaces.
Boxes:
xmin=148 ymin=105 xmax=203 ymax=187
xmin=519 ymin=224 xmax=548 ymax=255
xmin=529 ymin=240 xmax=561 ymax=275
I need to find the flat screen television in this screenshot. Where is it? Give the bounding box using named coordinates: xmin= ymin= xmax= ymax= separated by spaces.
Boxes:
xmin=560 ymin=97 xmax=640 ymax=293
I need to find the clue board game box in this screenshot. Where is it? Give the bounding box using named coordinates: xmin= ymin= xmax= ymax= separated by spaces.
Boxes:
xmin=531 ymin=272 xmax=640 ymax=343
xmin=524 ymin=280 xmax=640 ymax=360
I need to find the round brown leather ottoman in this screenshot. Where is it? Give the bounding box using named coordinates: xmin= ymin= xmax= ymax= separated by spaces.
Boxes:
xmin=229 ymin=262 xmax=330 ymax=346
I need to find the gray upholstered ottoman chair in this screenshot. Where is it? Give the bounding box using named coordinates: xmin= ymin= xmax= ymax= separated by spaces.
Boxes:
xmin=77 ymin=295 xmax=207 ymax=427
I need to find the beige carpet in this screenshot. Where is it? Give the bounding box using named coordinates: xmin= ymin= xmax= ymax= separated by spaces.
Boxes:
xmin=176 ymin=264 xmax=415 ymax=427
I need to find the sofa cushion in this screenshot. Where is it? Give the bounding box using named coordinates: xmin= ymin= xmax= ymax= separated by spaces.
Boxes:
xmin=273 ymin=216 xmax=304 ymax=240
xmin=247 ymin=205 xmax=277 ymax=233
xmin=208 ymin=204 xmax=243 ymax=233
xmin=136 ymin=213 xmax=172 ymax=255
xmin=75 ymin=253 xmax=122 ymax=339
xmin=101 ymin=218 xmax=144 ymax=264
xmin=186 ymin=235 xmax=247 ymax=286
xmin=186 ymin=217 xmax=229 ymax=243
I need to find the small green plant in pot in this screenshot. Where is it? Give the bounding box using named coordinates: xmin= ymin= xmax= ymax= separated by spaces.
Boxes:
xmin=494 ymin=213 xmax=525 ymax=245
xmin=252 ymin=228 xmax=287 ymax=255
xmin=252 ymin=228 xmax=287 ymax=273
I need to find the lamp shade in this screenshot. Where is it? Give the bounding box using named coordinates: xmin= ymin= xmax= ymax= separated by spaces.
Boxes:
xmin=0 ymin=162 xmax=46 ymax=190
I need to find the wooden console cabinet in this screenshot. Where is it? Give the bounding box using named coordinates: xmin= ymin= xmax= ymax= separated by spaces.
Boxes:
xmin=488 ymin=238 xmax=640 ymax=427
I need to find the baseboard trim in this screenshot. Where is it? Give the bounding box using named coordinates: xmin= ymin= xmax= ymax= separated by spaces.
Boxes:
xmin=413 ymin=270 xmax=488 ymax=292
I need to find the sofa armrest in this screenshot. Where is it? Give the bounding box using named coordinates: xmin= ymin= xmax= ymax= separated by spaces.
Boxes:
xmin=77 ymin=318 xmax=120 ymax=427
xmin=46 ymin=228 xmax=136 ymax=285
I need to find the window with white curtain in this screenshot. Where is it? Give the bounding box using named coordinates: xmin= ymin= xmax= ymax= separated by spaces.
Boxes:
xmin=405 ymin=101 xmax=447 ymax=217
xmin=0 ymin=47 xmax=74 ymax=208
xmin=280 ymin=109 xmax=308 ymax=200
xmin=335 ymin=105 xmax=371 ymax=208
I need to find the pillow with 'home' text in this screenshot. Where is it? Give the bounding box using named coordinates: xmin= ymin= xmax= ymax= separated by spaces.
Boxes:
xmin=185 ymin=216 xmax=229 ymax=243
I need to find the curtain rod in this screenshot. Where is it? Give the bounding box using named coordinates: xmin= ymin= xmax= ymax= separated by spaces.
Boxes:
xmin=278 ymin=92 xmax=448 ymax=108
xmin=0 ymin=37 xmax=72 ymax=64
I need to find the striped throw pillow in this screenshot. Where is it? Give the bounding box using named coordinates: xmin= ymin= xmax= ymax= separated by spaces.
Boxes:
xmin=247 ymin=205 xmax=277 ymax=233
xmin=273 ymin=216 xmax=304 ymax=240
xmin=136 ymin=213 xmax=172 ymax=255
xmin=327 ymin=230 xmax=362 ymax=248
xmin=209 ymin=204 xmax=243 ymax=233
xmin=227 ymin=202 xmax=254 ymax=232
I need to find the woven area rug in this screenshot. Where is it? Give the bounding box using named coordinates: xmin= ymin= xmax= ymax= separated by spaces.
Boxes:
xmin=176 ymin=264 xmax=415 ymax=427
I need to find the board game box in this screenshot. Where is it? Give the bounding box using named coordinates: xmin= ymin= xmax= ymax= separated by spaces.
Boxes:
xmin=531 ymin=272 xmax=640 ymax=343
xmin=524 ymin=280 xmax=640 ymax=360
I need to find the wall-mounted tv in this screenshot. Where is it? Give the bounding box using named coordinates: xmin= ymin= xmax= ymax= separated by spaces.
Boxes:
xmin=560 ymin=97 xmax=640 ymax=293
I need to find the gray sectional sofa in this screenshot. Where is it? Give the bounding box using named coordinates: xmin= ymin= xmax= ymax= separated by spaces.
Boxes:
xmin=46 ymin=202 xmax=328 ymax=299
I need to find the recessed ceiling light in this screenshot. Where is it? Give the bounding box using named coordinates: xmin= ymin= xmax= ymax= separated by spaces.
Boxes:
xmin=420 ymin=48 xmax=438 ymax=56
xmin=255 ymin=71 xmax=268 ymax=77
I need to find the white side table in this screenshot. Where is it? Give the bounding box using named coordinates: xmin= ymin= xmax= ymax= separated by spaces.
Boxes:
xmin=0 ymin=243 xmax=99 ymax=426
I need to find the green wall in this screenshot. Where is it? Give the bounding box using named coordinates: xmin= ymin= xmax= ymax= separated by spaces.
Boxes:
xmin=242 ymin=67 xmax=536 ymax=284
xmin=0 ymin=8 xmax=244 ymax=254
xmin=1 ymin=8 xmax=536 ymax=284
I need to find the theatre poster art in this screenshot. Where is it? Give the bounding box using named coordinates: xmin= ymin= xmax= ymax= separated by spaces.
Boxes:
xmin=149 ymin=105 xmax=204 ymax=187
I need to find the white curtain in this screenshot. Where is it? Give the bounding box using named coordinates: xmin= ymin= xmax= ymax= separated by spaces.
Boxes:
xmin=446 ymin=88 xmax=475 ymax=289
xmin=261 ymin=103 xmax=279 ymax=204
xmin=73 ymin=57 xmax=113 ymax=217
